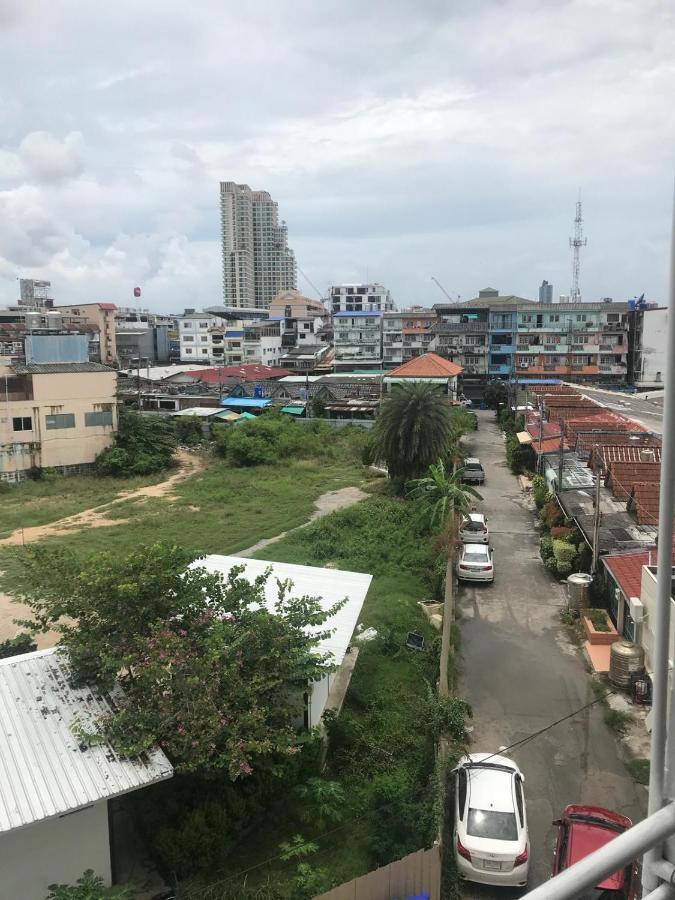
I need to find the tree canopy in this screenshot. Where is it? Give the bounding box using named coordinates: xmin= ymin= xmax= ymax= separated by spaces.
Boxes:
xmin=370 ymin=382 xmax=453 ymax=482
xmin=16 ymin=544 xmax=344 ymax=778
xmin=95 ymin=405 xmax=177 ymax=475
xmin=407 ymin=459 xmax=482 ymax=531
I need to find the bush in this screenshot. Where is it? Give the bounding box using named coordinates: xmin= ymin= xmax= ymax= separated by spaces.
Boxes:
xmin=174 ymin=415 xmax=204 ymax=445
xmin=46 ymin=870 xmax=132 ymax=899
xmin=552 ymin=539 xmax=577 ymax=576
xmin=532 ymin=475 xmax=548 ymax=509
xmin=541 ymin=500 xmax=563 ymax=530
xmin=539 ymin=535 xmax=554 ymax=563
xmin=585 ymin=608 xmax=610 ymax=632
xmin=96 ymin=406 xmax=177 ymax=476
xmin=0 ymin=632 xmax=37 ymax=659
xmin=506 ymin=436 xmax=535 ymax=475
xmin=550 ymin=526 xmax=572 ymax=541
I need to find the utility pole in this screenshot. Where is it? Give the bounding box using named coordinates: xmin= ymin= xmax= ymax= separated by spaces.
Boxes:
xmin=558 ymin=418 xmax=565 ymax=492
xmin=569 ymin=192 xmax=587 ymax=303
xmin=136 ymin=356 xmax=141 ymax=409
xmin=537 ymin=406 xmax=544 ymax=475
xmin=591 ymin=445 xmax=602 ymax=574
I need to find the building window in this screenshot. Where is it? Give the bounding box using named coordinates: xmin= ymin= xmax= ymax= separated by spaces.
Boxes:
xmin=182 ymin=322 xmax=193 ymax=329
xmin=184 ymin=348 xmax=193 ymax=354
xmin=85 ymin=410 xmax=113 ymax=426
xmin=201 ymin=349 xmax=208 ymax=354
xmin=200 ymin=336 xmax=208 ymax=342
xmin=12 ymin=416 xmax=32 ymax=432
xmin=199 ymin=321 xmax=209 ymax=328
xmin=183 ymin=335 xmax=194 ymax=342
xmin=45 ymin=413 xmax=75 ymax=430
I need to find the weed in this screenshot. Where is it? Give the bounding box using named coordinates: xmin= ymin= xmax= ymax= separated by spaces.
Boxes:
xmin=604 ymin=708 xmax=634 ymax=735
xmin=626 ymin=758 xmax=650 ymax=785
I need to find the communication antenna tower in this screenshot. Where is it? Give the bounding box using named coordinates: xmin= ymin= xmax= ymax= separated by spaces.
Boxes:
xmin=569 ymin=193 xmax=587 ymax=302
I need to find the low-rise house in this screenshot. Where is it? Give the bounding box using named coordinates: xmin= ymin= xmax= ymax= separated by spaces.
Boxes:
xmin=0 ymin=362 xmax=117 ymax=482
xmin=0 ymin=649 xmax=172 ymax=900
xmin=605 ymin=461 xmax=661 ymax=499
xmin=192 ymin=556 xmax=373 ymax=727
xmin=384 ymin=352 xmax=463 ymax=400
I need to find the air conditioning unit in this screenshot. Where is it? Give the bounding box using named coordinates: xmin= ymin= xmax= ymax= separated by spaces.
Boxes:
xmin=519 ymin=363 xmax=529 ymax=369
xmin=628 ymin=596 xmax=646 ymax=623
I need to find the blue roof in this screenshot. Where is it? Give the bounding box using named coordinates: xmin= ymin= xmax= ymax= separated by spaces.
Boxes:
xmin=514 ymin=378 xmax=562 ymax=385
xmin=225 ymin=330 xmax=244 ymax=337
xmin=220 ymin=397 xmax=271 ymax=409
xmin=334 ymin=311 xmax=382 ymax=318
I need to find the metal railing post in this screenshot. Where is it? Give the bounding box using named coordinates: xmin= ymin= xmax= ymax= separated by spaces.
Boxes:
xmin=644 ymin=185 xmax=675 ymax=893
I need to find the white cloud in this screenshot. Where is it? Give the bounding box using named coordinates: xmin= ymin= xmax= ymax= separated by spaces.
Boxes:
xmin=18 ymin=131 xmax=84 ymax=183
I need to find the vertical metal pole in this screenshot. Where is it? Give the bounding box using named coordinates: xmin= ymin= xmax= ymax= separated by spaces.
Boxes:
xmin=591 ymin=445 xmax=601 ymax=574
xmin=558 ymin=418 xmax=565 ymax=492
xmin=644 ymin=185 xmax=675 ymax=893
xmin=537 ymin=403 xmax=544 ymax=475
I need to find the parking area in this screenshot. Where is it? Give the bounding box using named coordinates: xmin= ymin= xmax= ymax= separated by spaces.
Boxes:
xmin=457 ymin=410 xmax=646 ymax=896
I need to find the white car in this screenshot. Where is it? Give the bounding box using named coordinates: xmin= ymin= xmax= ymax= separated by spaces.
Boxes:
xmin=453 ymin=753 xmax=529 ymax=888
xmin=459 ymin=512 xmax=489 ymax=544
xmin=456 ymin=543 xmax=494 ymax=582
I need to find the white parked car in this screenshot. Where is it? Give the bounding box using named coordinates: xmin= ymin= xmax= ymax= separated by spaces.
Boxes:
xmin=459 ymin=512 xmax=489 ymax=544
xmin=453 ymin=753 xmax=529 ymax=888
xmin=456 ymin=543 xmax=494 ymax=582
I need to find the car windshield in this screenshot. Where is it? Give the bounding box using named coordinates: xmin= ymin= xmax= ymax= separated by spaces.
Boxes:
xmin=464 ymin=520 xmax=484 ymax=530
xmin=466 ymin=464 xmax=482 ymax=470
xmin=467 ymin=808 xmax=518 ymax=841
xmin=464 ymin=551 xmax=488 ymax=563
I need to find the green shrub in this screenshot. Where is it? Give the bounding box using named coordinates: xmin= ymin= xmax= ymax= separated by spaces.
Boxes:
xmin=539 ymin=535 xmax=554 ymax=562
xmin=46 ymin=870 xmax=132 ymax=899
xmin=532 ymin=475 xmax=548 ymax=509
xmin=586 ymin=608 xmax=610 ymax=632
xmin=541 ymin=500 xmax=563 ymax=529
xmin=552 ymin=539 xmax=577 ymax=575
xmin=0 ymin=632 xmax=37 ymax=659
xmin=96 ymin=406 xmax=177 ymax=476
xmin=174 ymin=415 xmax=204 ymax=445
xmin=155 ymin=801 xmax=232 ymax=877
xmin=550 ymin=526 xmax=572 ymax=540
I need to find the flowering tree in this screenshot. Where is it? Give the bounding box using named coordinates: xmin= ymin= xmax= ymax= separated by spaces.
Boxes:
xmin=16 ymin=544 xmax=345 ymax=778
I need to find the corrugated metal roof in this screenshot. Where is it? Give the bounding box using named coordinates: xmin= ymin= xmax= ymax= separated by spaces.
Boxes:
xmin=195 ymin=557 xmax=372 ymax=668
xmin=0 ymin=649 xmax=172 ymax=834
xmin=171 ymin=407 xmax=221 ymax=418
xmin=220 ymin=397 xmax=271 ymax=409
xmin=11 ymin=362 xmax=114 ymax=375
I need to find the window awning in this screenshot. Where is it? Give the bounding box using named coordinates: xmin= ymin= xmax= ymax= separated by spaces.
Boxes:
xmin=516 ymin=431 xmax=533 ymax=445
xmin=280 ymin=405 xmax=305 ymax=415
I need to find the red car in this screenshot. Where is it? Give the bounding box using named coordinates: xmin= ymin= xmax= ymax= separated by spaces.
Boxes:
xmin=551 ymin=805 xmax=638 ymax=899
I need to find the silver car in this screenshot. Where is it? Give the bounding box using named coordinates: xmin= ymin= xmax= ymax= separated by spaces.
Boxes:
xmin=457 ymin=543 xmax=494 ymax=583
xmin=462 ymin=458 xmax=485 ymax=485
xmin=459 ymin=512 xmax=489 ymax=544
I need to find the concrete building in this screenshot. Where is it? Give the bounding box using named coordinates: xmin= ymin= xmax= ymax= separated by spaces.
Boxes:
xmin=243 ymin=319 xmax=284 ymax=367
xmin=18 ymin=278 xmax=52 ymax=309
xmin=384 ymin=352 xmax=463 ymax=400
xmin=539 ymin=280 xmax=553 ymax=304
xmin=0 ymin=361 xmax=117 ymax=482
xmin=268 ymin=289 xmax=331 ymax=370
xmin=329 ymin=283 xmax=395 ymax=314
xmin=53 ymin=303 xmax=118 ymax=365
xmin=633 ymin=306 xmax=667 ymax=387
xmin=0 ymin=306 xmax=102 ymax=365
xmin=0 ymin=648 xmax=172 ymax=900
xmin=333 ymin=311 xmax=383 ymax=371
xmin=220 ymin=182 xmax=297 ymax=309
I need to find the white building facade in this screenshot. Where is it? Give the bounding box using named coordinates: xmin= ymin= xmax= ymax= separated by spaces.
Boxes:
xmin=333 ymin=311 xmax=383 ymax=372
xmin=635 ymin=307 xmax=667 ymax=387
xmin=220 ymin=182 xmax=297 ymax=309
xmin=329 ymin=283 xmax=395 ymax=315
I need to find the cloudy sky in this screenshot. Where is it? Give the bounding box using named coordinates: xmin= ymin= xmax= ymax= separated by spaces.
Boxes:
xmin=0 ymin=0 xmax=673 ymax=312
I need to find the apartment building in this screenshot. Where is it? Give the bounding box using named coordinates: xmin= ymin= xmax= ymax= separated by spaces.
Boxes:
xmin=0 ymin=361 xmax=117 ymax=482
xmin=0 ymin=307 xmax=101 ymax=365
xmin=382 ymin=309 xmax=436 ymax=368
xmin=220 ymin=182 xmax=297 ymax=309
xmin=53 ymin=303 xmax=117 ymax=365
xmin=243 ymin=320 xmax=284 ymax=367
xmin=333 ymin=311 xmax=383 ymax=372
xmin=329 ymin=283 xmax=395 ymax=314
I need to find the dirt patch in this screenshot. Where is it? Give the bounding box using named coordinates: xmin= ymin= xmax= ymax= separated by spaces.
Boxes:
xmin=0 ymin=451 xmax=204 ymax=546
xmin=0 ymin=589 xmax=58 ymax=649
xmin=238 ymin=484 xmax=368 ymax=557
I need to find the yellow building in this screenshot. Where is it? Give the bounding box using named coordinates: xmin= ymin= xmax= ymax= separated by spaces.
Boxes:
xmin=53 ymin=303 xmax=118 ymax=365
xmin=0 ymin=362 xmax=117 ymax=482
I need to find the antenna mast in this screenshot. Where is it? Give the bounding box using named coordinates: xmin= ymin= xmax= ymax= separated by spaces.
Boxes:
xmin=569 ymin=193 xmax=587 ymax=302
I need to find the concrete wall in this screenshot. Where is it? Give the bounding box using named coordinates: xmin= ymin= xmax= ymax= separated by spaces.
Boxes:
xmin=638 ymin=307 xmax=668 ymax=387
xmin=0 ymin=370 xmax=117 ymax=478
xmin=0 ymin=801 xmax=111 ymax=900
xmin=639 ymin=566 xmax=675 ymax=673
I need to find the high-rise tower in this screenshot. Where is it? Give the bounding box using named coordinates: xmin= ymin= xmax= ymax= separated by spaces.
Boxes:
xmin=569 ymin=195 xmax=587 ymax=303
xmin=219 ymin=182 xmax=297 ymax=309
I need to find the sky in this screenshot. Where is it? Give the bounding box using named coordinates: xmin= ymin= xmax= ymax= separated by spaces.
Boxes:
xmin=0 ymin=0 xmax=673 ymax=312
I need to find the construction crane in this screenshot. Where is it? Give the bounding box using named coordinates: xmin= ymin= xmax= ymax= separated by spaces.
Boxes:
xmin=297 ymin=265 xmax=324 ymax=301
xmin=431 ymin=276 xmax=457 ymax=303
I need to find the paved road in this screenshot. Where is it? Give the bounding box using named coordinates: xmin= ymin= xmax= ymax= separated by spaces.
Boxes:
xmin=457 ymin=411 xmax=646 ymax=897
xmin=566 ymin=383 xmax=664 ymax=434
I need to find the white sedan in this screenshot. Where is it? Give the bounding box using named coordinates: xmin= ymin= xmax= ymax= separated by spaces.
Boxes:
xmin=453 ymin=753 xmax=530 ymax=888
xmin=459 ymin=512 xmax=489 ymax=544
xmin=456 ymin=543 xmax=494 ymax=582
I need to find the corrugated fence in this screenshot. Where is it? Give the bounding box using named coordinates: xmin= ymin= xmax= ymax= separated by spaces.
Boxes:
xmin=313 ymin=844 xmax=441 ymax=900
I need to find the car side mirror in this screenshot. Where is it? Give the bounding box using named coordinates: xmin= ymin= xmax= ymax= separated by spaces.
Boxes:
xmin=552 ymin=818 xmax=562 ymax=826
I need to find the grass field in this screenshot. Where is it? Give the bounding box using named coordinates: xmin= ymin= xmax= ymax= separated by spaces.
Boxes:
xmin=0 ymin=472 xmax=165 ymax=539
xmin=0 ymin=457 xmax=368 ymax=596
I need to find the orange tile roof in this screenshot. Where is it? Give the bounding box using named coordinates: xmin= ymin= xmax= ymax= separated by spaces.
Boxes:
xmin=628 ymin=482 xmax=661 ymax=525
xmin=605 ymin=461 xmax=661 ymax=498
xmin=387 ymin=352 xmax=463 ymax=378
xmin=603 ymin=551 xmax=653 ymax=599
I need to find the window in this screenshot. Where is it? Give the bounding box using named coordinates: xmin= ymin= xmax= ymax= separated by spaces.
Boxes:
xmin=12 ymin=416 xmax=32 ymax=432
xmin=183 ymin=321 xmax=193 ymax=329
xmin=576 ymin=314 xmax=586 ymax=322
xmin=184 ymin=348 xmax=193 ymax=354
xmin=183 ymin=335 xmax=194 ymax=342
xmin=457 ymin=769 xmax=468 ymax=820
xmin=201 ymin=349 xmax=208 ymax=355
xmin=515 ymin=776 xmax=525 ymax=827
xmin=467 ymin=809 xmax=518 ymax=841
xmin=199 ymin=321 xmax=209 ymax=328
xmin=200 ymin=336 xmax=208 ymax=342
xmin=85 ymin=410 xmax=113 ymax=426
xmin=45 ymin=413 xmax=75 ymax=430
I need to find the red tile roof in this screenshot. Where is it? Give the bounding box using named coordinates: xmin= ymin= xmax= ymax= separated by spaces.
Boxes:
xmin=605 ymin=461 xmax=661 ymax=498
xmin=548 ymin=405 xmax=609 ymax=423
xmin=98 ymin=303 xmax=117 ymax=310
xmin=528 ymin=385 xmax=580 ymax=394
xmin=592 ymin=445 xmax=661 ymax=473
xmin=387 ymin=352 xmax=463 ymax=378
xmin=575 ymin=429 xmax=655 ymax=453
xmin=564 ymin=412 xmax=639 ymax=439
xmin=534 ymin=436 xmax=568 ymax=454
xmin=542 ymin=394 xmax=588 ymax=407
xmin=603 ymin=551 xmax=652 ymax=599
xmin=527 ymin=421 xmax=561 ymax=440
xmin=628 ymin=482 xmax=661 ymax=525
xmin=184 ymin=364 xmax=292 ymax=383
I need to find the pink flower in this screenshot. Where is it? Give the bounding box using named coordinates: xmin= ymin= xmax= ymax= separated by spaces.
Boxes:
xmin=239 ymin=761 xmax=252 ymax=775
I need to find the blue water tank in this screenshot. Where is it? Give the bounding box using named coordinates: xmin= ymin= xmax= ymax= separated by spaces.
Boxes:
xmin=253 ymin=385 xmax=263 ymax=398
xmin=628 ymin=299 xmax=637 ymax=311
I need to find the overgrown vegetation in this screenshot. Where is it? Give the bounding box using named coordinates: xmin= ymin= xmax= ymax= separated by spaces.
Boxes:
xmin=96 ymin=406 xmax=178 ymax=476
xmin=626 ymin=757 xmax=650 ymax=785
xmin=0 ymin=632 xmax=36 ymax=659
xmin=483 ymin=379 xmax=507 ymax=410
xmin=585 ymin=607 xmax=611 ymax=632
xmin=498 ymin=408 xmax=536 ymax=475
xmin=45 ymin=871 xmax=132 ymax=899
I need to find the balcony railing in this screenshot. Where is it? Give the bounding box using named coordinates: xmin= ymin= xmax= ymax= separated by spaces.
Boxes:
xmin=433 ymin=321 xmax=489 ymax=333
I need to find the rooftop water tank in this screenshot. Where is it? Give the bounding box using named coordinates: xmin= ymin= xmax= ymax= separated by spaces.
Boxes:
xmin=609 ymin=640 xmax=645 ymax=688
xmin=567 ymin=572 xmax=593 ymax=610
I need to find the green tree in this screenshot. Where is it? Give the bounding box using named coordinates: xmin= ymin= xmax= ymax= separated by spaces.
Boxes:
xmin=484 ymin=379 xmax=508 ymax=410
xmin=95 ymin=406 xmax=177 ymax=475
xmin=371 ymin=383 xmax=453 ymax=483
xmin=16 ymin=543 xmax=345 ymax=778
xmin=46 ymin=870 xmax=132 ymax=899
xmin=310 ymin=396 xmax=327 ymax=418
xmin=408 ymin=461 xmax=482 ymax=695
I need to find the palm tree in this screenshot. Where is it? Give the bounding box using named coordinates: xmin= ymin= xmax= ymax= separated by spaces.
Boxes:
xmin=371 ymin=382 xmax=453 ymax=482
xmin=408 ymin=460 xmax=482 ymax=696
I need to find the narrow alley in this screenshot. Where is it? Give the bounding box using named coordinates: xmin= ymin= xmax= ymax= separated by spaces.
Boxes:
xmin=457 ymin=410 xmax=646 ymax=897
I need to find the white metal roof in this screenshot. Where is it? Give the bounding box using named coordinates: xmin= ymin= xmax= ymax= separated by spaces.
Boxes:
xmin=195 ymin=556 xmax=372 ymax=667
xmin=171 ymin=407 xmax=221 ymax=418
xmin=118 ymin=364 xmax=208 ymax=381
xmin=0 ymin=649 xmax=173 ymax=834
